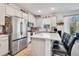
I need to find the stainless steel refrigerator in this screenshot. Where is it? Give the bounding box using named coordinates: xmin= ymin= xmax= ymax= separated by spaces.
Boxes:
xmin=9 ymin=16 xmax=27 ymax=55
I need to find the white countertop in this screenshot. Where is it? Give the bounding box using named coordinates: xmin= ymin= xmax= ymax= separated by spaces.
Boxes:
xmin=31 ymin=32 xmax=61 ymax=41
xmin=0 ymin=35 xmax=8 ymax=38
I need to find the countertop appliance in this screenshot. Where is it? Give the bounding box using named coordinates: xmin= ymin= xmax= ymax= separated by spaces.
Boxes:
xmin=5 ymin=16 xmax=27 ymax=55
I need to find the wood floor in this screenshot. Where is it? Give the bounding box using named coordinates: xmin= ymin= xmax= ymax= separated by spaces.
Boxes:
xmin=15 ymin=43 xmax=32 ymax=56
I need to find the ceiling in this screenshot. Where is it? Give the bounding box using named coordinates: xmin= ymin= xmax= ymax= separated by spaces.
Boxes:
xmin=15 ymin=3 xmax=79 ymax=15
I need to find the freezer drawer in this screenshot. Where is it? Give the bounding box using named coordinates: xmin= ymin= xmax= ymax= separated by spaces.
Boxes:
xmin=10 ymin=41 xmax=19 ymax=55
xmin=19 ymin=38 xmax=27 ymax=51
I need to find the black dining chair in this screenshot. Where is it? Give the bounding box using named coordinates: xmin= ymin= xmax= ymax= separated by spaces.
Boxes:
xmin=70 ymin=33 xmax=79 ymax=56
xmin=62 ymin=33 xmax=71 ymax=52
xmin=67 ymin=37 xmax=77 ymax=56
xmin=76 ymin=33 xmax=79 ymax=38
xmin=58 ymin=30 xmax=62 ymax=37
xmin=52 ymin=33 xmax=71 ymax=56
xmin=52 ymin=34 xmax=77 ymax=56
xmin=53 ymin=32 xmax=68 ymax=43
xmin=53 ymin=32 xmax=69 ymax=49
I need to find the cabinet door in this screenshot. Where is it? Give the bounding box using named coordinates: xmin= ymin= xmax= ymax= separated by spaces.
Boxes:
xmin=51 ymin=17 xmax=56 ymax=27
xmin=36 ymin=18 xmax=42 ymax=27
xmin=28 ymin=14 xmax=36 ymax=24
xmin=43 ymin=18 xmax=51 ymax=24
xmin=23 ymin=13 xmax=28 ymax=19
xmin=0 ymin=37 xmax=8 ymax=55
xmin=6 ymin=5 xmax=15 ymax=16
xmin=0 ymin=4 xmax=5 ymax=25
xmin=15 ymin=10 xmax=22 ymax=17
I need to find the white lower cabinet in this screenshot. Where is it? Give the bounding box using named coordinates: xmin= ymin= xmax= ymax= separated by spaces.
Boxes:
xmin=0 ymin=36 xmax=8 ymax=56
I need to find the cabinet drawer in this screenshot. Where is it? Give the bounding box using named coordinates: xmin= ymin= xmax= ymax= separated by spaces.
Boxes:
xmin=0 ymin=37 xmax=8 ymax=55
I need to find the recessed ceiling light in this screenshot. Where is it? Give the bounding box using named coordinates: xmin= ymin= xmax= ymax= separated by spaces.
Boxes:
xmin=51 ymin=8 xmax=55 ymax=10
xmin=38 ymin=10 xmax=41 ymax=13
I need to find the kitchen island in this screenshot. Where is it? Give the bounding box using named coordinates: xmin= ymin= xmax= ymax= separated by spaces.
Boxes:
xmin=31 ymin=32 xmax=61 ymax=56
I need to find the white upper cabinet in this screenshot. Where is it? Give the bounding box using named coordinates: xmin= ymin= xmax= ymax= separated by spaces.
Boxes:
xmin=36 ymin=18 xmax=42 ymax=27
xmin=28 ymin=14 xmax=36 ymax=26
xmin=43 ymin=16 xmax=57 ymax=27
xmin=6 ymin=5 xmax=16 ymax=16
xmin=51 ymin=16 xmax=57 ymax=27
xmin=0 ymin=4 xmax=5 ymax=25
xmin=23 ymin=13 xmax=28 ymax=19
xmin=36 ymin=16 xmax=57 ymax=27
xmin=15 ymin=10 xmax=23 ymax=17
xmin=43 ymin=18 xmax=51 ymax=25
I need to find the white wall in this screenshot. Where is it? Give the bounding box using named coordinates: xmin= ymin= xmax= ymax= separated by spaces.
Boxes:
xmin=55 ymin=13 xmax=71 ymax=34
xmin=56 ymin=13 xmax=64 ymax=23
xmin=63 ymin=17 xmax=70 ymax=34
xmin=55 ymin=14 xmax=64 ymax=34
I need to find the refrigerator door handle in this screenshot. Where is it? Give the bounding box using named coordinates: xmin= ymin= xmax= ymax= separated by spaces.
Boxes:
xmin=20 ymin=22 xmax=22 ymax=35
xmin=21 ymin=22 xmax=23 ymax=35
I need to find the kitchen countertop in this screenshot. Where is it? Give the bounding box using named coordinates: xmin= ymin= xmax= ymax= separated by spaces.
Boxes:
xmin=31 ymin=32 xmax=62 ymax=56
xmin=0 ymin=34 xmax=8 ymax=38
xmin=31 ymin=32 xmax=61 ymax=41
